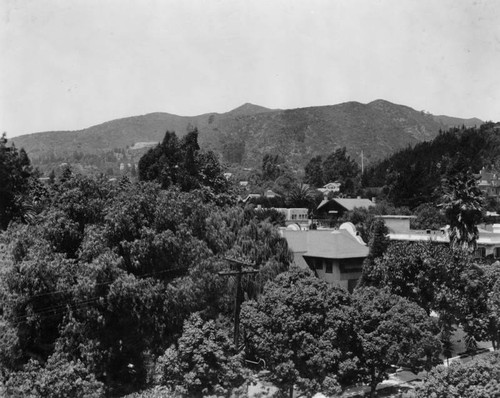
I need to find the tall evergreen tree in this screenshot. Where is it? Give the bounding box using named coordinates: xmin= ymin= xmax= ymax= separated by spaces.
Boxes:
xmin=304 ymin=155 xmax=324 ymax=187
xmin=0 ymin=134 xmax=34 ymax=229
xmin=440 ymin=171 xmax=484 ymax=252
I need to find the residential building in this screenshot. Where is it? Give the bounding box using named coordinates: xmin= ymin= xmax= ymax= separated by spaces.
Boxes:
xmin=280 ymin=222 xmax=368 ymax=292
xmin=318 ymin=181 xmax=341 ymax=195
xmin=475 ymin=167 xmax=500 ymax=198
xmin=275 ymin=208 xmax=310 ymax=229
xmin=316 ymin=197 xmax=375 ymax=219
xmin=380 ymin=215 xmax=500 ymax=259
xmin=264 ymin=189 xmax=279 ymax=198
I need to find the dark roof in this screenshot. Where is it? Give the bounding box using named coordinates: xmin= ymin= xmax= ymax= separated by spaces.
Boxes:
xmin=317 ymin=198 xmax=375 ymax=211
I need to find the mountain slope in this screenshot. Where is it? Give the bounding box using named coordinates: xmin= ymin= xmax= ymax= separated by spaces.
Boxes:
xmin=11 ymin=100 xmax=483 ymax=173
xmin=433 ymin=115 xmax=483 ymax=128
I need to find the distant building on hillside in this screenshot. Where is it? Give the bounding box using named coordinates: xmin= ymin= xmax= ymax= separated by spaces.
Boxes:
xmin=280 ymin=222 xmax=368 ymax=292
xmin=475 ymin=167 xmax=500 ymax=198
xmin=318 ymin=181 xmax=341 ymax=195
xmin=264 ymin=189 xmax=279 ymax=198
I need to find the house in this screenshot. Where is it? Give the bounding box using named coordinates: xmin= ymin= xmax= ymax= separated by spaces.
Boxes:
xmin=318 ymin=181 xmax=341 ymax=194
xmin=475 ymin=167 xmax=500 ymax=198
xmin=380 ymin=215 xmax=500 ymax=259
xmin=275 ymin=208 xmax=310 ymax=228
xmin=280 ymin=222 xmax=369 ymax=292
xmin=316 ymin=197 xmax=375 ymax=218
xmin=264 ymin=189 xmax=279 ymax=198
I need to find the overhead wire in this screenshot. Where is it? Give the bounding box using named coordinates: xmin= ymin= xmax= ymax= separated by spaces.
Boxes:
xmin=3 ymin=266 xmax=187 ymax=326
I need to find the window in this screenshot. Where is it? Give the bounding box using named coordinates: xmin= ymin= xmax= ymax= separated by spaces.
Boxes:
xmin=325 ymin=260 xmax=333 ymax=273
xmin=291 ymin=214 xmax=297 ymax=220
xmin=315 ymin=259 xmax=323 ymax=270
xmin=495 ymin=247 xmax=500 ymax=258
xmin=475 ymin=247 xmax=486 ymax=258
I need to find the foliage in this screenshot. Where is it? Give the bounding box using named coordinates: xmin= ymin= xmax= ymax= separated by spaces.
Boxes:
xmin=304 ymin=155 xmax=324 ymax=187
xmin=285 ymin=183 xmax=317 ymax=210
xmin=138 ymin=130 xmax=229 ymax=194
xmin=439 ymin=171 xmax=484 ymax=252
xmin=361 ymin=241 xmax=497 ymax=346
xmin=359 ymin=218 xmax=389 ymax=287
xmin=155 ymin=313 xmax=246 ymax=397
xmin=353 ymin=287 xmax=441 ymax=397
xmin=5 ymin=350 xmax=104 ymax=398
xmin=361 ymin=242 xmax=446 ymax=313
xmin=416 ymin=352 xmax=500 ymax=398
xmin=363 ymin=123 xmax=500 ymax=208
xmin=0 ymin=172 xmax=293 ymax=395
xmin=0 ymin=134 xmax=35 ymax=229
xmin=241 ymin=267 xmax=360 ymax=396
xmin=304 ymin=147 xmax=360 ymax=194
xmin=262 ymin=154 xmax=284 ymax=182
xmin=411 ymin=203 xmax=448 ymax=230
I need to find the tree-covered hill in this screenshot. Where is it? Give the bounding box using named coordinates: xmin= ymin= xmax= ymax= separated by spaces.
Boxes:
xmin=362 ymin=122 xmax=500 ymax=208
xmin=10 ymin=100 xmax=481 ymax=175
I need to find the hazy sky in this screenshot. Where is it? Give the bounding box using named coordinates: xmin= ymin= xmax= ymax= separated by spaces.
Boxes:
xmin=1 ymin=0 xmax=499 ymax=138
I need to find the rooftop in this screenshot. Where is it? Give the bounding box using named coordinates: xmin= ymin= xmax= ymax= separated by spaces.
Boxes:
xmin=281 ymin=227 xmax=368 ymax=259
xmin=317 ymin=198 xmax=375 ymax=211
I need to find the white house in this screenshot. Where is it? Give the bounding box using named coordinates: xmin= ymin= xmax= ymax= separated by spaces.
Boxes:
xmin=280 ymin=223 xmax=368 ymax=292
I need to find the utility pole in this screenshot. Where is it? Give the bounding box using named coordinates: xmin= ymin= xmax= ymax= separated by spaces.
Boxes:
xmin=218 ymin=258 xmax=258 ymax=347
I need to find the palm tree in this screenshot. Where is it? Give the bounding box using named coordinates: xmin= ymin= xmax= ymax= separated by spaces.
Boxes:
xmin=286 ymin=183 xmax=315 ymax=209
xmin=439 ymin=172 xmax=484 ymax=252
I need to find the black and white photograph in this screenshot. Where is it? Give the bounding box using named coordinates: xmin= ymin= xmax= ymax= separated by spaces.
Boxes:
xmin=1 ymin=0 xmax=500 ymax=396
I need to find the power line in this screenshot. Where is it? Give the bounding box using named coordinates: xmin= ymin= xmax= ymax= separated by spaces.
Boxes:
xmin=8 ymin=266 xmax=187 ymax=302
xmin=4 ymin=266 xmax=187 ymax=325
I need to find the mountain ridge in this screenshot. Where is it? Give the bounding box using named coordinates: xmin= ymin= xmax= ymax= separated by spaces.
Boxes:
xmin=10 ymin=100 xmax=484 ymax=173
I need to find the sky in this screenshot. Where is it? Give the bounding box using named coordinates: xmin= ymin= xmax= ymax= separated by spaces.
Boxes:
xmin=1 ymin=0 xmax=499 ymax=138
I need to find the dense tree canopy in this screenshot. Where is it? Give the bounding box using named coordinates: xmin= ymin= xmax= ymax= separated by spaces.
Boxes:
xmin=353 ymin=287 xmax=441 ymax=397
xmin=0 ymin=166 xmax=292 ymax=396
xmin=138 ymin=130 xmax=229 ymax=195
xmin=304 ymin=147 xmax=360 ymax=194
xmin=155 ymin=313 xmax=246 ymax=397
xmin=363 ymin=123 xmax=500 ymax=208
xmin=0 ymin=134 xmax=36 ymax=229
xmin=241 ymin=268 xmax=360 ymax=397
xmin=416 ymin=352 xmax=500 ymax=398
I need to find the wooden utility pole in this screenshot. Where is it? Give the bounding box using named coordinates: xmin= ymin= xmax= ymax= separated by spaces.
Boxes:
xmin=218 ymin=258 xmax=258 ymax=347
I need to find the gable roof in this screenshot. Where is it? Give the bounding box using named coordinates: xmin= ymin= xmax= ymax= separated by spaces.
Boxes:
xmin=317 ymin=198 xmax=375 ymax=212
xmin=332 ymin=198 xmax=374 ymax=211
xmin=333 ymin=198 xmax=375 ymax=211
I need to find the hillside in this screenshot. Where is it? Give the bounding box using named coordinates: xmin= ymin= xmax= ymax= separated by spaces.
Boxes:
xmin=362 ymin=122 xmax=500 ymax=208
xmin=11 ymin=100 xmax=482 ymax=174
xmin=433 ymin=114 xmax=483 ymax=128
